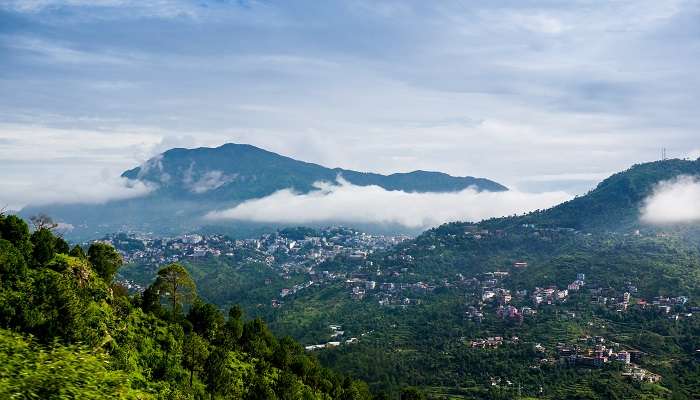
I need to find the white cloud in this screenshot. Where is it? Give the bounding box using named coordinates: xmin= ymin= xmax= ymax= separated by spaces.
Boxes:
xmin=1 ymin=175 xmax=154 ymax=210
xmin=0 ymin=124 xmax=166 ymax=209
xmin=205 ymin=178 xmax=571 ymax=229
xmin=184 ymin=168 xmax=234 ymax=194
xmin=640 ymin=175 xmax=700 ymax=225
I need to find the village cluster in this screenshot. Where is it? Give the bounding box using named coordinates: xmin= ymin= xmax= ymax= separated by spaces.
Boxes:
xmin=463 ymin=263 xmax=694 ymax=326
xmin=467 ymin=334 xmax=661 ymax=384
xmin=105 ymin=228 xmax=409 ymax=290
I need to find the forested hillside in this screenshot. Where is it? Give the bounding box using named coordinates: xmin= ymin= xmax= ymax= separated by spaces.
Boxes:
xmin=260 ymin=226 xmax=700 ymax=398
xmin=0 ymin=213 xmax=379 ymax=399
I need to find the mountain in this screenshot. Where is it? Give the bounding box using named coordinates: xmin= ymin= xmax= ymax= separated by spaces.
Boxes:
xmin=485 ymin=158 xmax=700 ymax=232
xmin=121 ymin=143 xmax=507 ymax=198
xmin=23 ymin=143 xmax=507 ymax=240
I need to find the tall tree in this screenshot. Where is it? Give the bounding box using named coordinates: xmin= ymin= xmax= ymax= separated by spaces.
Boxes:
xmin=87 ymin=243 xmax=122 ymax=283
xmin=187 ymin=299 xmax=225 ymax=342
xmin=222 ymin=305 xmax=244 ymax=349
xmin=30 ymin=228 xmax=56 ymax=267
xmin=151 ymin=263 xmax=196 ymax=316
xmin=183 ymin=333 xmax=209 ymax=387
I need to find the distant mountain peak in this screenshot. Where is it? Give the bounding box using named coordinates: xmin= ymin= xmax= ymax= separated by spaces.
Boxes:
xmin=30 ymin=143 xmax=507 ymax=240
xmin=123 ymin=143 xmax=508 ymax=197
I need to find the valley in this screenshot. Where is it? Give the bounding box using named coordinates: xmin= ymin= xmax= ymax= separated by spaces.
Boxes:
xmin=4 ymin=158 xmax=700 ymax=399
xmin=4 ymin=2 xmax=700 ymax=398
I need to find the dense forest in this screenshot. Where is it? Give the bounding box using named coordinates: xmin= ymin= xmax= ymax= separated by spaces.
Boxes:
xmin=0 ymin=213 xmax=406 ymax=399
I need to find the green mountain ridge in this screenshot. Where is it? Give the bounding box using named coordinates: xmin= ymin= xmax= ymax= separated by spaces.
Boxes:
xmin=482 ymin=158 xmax=700 ymax=232
xmin=122 ymin=143 xmax=507 ymax=198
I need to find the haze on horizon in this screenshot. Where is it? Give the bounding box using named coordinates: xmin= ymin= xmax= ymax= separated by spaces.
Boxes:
xmin=1 ymin=0 xmax=700 ymax=212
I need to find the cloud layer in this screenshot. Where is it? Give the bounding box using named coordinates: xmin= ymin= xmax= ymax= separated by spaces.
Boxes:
xmin=641 ymin=175 xmax=700 ymax=225
xmin=2 ymin=1 xmax=700 ymax=204
xmin=1 ymin=176 xmax=153 ymax=210
xmin=205 ymin=179 xmax=570 ymax=229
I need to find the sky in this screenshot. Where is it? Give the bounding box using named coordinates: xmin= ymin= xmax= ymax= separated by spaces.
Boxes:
xmin=1 ymin=0 xmax=700 ymax=211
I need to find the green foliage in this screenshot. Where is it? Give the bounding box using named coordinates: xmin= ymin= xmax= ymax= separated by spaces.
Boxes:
xmin=55 ymin=236 xmax=70 ymax=255
xmin=400 ymin=387 xmax=426 ymax=400
xmin=0 ymin=328 xmax=146 ymax=399
xmin=69 ymin=244 xmax=86 ymax=258
xmin=88 ymin=242 xmax=123 ymax=283
xmin=183 ymin=333 xmax=209 ymax=387
xmin=0 ymin=239 xmax=27 ymax=283
xmin=0 ymin=215 xmax=373 ymax=400
xmin=31 ymin=228 xmax=57 ymax=266
xmin=0 ymin=214 xmax=32 ymax=259
xmin=151 ymin=263 xmax=197 ymax=316
xmin=187 ymin=299 xmax=225 ymax=342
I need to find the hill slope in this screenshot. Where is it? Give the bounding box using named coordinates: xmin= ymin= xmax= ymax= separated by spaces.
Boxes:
xmin=486 ymin=158 xmax=700 ymax=232
xmin=0 ymin=214 xmax=376 ymax=399
xmin=247 ymin=159 xmax=700 ymax=398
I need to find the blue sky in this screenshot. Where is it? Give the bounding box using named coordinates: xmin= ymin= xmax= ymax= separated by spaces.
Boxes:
xmin=1 ymin=0 xmax=700 ymax=209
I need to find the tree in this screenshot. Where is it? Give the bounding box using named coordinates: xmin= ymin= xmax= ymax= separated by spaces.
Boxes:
xmin=0 ymin=215 xmax=32 ymax=259
xmin=29 ymin=213 xmax=58 ymax=231
xmin=87 ymin=242 xmax=122 ymax=283
xmin=69 ymin=245 xmax=86 ymax=259
xmin=222 ymin=305 xmax=244 ymax=350
xmin=0 ymin=239 xmax=27 ymax=283
xmin=205 ymin=350 xmax=254 ymax=399
xmin=54 ymin=237 xmax=70 ymax=255
xmin=151 ymin=263 xmax=196 ymax=316
xmin=141 ymin=284 xmax=164 ymax=316
xmin=31 ymin=228 xmax=56 ymax=266
xmin=187 ymin=299 xmax=225 ymax=342
xmin=183 ymin=333 xmax=209 ymax=387
xmin=241 ymin=318 xmax=277 ymax=358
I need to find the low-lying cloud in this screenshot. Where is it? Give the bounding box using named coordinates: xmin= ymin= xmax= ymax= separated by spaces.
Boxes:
xmin=2 ymin=176 xmax=154 ymax=210
xmin=205 ymin=179 xmax=571 ymax=229
xmin=641 ymin=175 xmax=700 ymax=225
